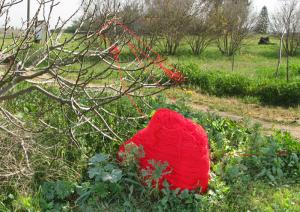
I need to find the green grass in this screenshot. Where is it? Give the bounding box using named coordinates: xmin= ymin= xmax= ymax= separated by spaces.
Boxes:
xmin=167 ymin=35 xmax=300 ymax=82
xmin=5 ymin=32 xmax=299 ymax=83
xmin=240 ymin=183 xmax=300 ymax=211
xmin=58 ymin=34 xmax=300 ymax=103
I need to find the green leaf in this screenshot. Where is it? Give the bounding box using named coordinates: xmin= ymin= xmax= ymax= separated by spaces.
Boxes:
xmin=55 ymin=181 xmax=74 ymax=200
xmin=161 ymin=196 xmax=169 ymax=206
xmin=89 ymin=154 xmax=109 ymax=165
xmin=195 ymin=194 xmax=202 ymax=200
xmin=267 ymin=172 xmax=276 ymax=182
xmin=41 ymin=182 xmax=55 ymax=201
xmin=256 ymin=168 xmax=266 ymax=178
xmin=102 ymin=169 xmax=122 ymax=183
xmin=276 ymin=168 xmax=283 ymax=178
xmin=88 ymin=167 xmax=102 ymax=179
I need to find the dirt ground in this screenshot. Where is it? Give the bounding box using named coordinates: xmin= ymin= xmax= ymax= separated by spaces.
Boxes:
xmin=166 ymin=88 xmax=300 ymax=140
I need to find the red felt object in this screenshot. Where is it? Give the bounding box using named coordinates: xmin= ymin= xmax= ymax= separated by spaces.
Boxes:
xmin=118 ymin=108 xmax=210 ymax=193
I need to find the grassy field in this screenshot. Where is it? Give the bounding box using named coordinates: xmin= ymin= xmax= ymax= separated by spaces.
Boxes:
xmin=13 ymin=34 xmax=299 ymax=86
xmin=166 ymin=35 xmax=300 ymax=82
xmin=5 ymin=33 xmax=299 ymax=82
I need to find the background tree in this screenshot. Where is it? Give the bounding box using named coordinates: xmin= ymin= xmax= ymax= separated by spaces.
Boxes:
xmin=76 ymin=0 xmax=158 ymax=51
xmin=186 ymin=1 xmax=218 ymax=55
xmin=214 ymin=0 xmax=253 ymax=57
xmin=255 ymin=6 xmax=269 ymax=34
xmin=145 ymin=0 xmax=196 ymax=55
xmin=272 ymin=0 xmax=300 ymax=81
xmin=69 ymin=0 xmax=144 ymax=44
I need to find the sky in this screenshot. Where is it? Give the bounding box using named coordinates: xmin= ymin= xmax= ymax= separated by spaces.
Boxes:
xmin=2 ymin=0 xmax=282 ymax=28
xmin=2 ymin=0 xmax=81 ymax=28
xmin=252 ymin=0 xmax=281 ymax=14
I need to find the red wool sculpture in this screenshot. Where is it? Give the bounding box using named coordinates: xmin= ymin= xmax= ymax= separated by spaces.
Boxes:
xmin=118 ymin=108 xmax=210 ymax=193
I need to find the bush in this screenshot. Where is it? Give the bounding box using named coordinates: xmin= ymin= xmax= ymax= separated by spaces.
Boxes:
xmin=256 ymin=82 xmax=300 ymax=106
xmin=179 ymin=64 xmax=252 ymax=97
xmin=179 ymin=64 xmax=300 ymax=106
xmin=214 ymin=75 xmax=251 ymax=96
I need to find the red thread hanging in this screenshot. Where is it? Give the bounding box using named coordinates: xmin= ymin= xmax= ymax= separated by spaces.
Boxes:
xmin=98 ymin=19 xmax=185 ymax=116
xmin=108 ymin=43 xmax=146 ymax=116
xmin=99 ymin=19 xmax=185 ymax=83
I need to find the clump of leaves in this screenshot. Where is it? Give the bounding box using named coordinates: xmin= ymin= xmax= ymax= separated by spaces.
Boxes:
xmin=75 ymin=151 xmax=224 ymax=211
xmin=38 ymin=144 xmax=225 ymax=211
xmin=87 ymin=154 xmax=123 ymax=183
xmin=40 ymin=181 xmax=76 ymax=211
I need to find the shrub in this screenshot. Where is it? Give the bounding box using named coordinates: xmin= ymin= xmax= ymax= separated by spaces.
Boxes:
xmin=179 ymin=63 xmax=300 ymax=106
xmin=214 ymin=74 xmax=251 ymax=96
xmin=256 ymin=82 xmax=300 ymax=106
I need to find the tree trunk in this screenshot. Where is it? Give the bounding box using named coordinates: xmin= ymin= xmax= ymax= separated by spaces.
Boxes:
xmin=286 ymin=31 xmax=290 ymax=82
xmin=286 ymin=53 xmax=289 ymax=82
xmin=231 ymin=53 xmax=235 ymax=71
xmin=275 ymin=33 xmax=284 ymax=78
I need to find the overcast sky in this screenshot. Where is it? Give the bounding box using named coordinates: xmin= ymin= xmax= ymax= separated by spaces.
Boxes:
xmin=2 ymin=0 xmax=281 ymax=28
xmin=3 ymin=0 xmax=81 ymax=28
xmin=252 ymin=0 xmax=280 ymax=13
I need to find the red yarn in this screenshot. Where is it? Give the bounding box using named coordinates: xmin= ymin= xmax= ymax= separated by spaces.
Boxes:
xmin=118 ymin=109 xmax=210 ymax=193
xmin=109 ymin=44 xmax=121 ymax=60
xmin=158 ymin=63 xmax=185 ymax=83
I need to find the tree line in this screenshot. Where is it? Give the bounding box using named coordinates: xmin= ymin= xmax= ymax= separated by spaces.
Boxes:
xmin=66 ymin=0 xmax=253 ymax=56
xmin=66 ymin=0 xmax=300 ymax=81
xmin=66 ymin=0 xmax=300 ymax=56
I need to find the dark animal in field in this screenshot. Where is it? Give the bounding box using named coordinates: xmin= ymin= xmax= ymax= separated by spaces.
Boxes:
xmin=258 ymin=37 xmax=270 ymax=45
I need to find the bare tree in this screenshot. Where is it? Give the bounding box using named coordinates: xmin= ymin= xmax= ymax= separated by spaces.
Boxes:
xmin=272 ymin=0 xmax=300 ymax=81
xmin=214 ymin=0 xmax=252 ymax=57
xmin=186 ymin=1 xmax=218 ymax=55
xmin=0 ymin=0 xmax=171 ymax=189
xmin=145 ymin=0 xmax=196 ymax=55
xmin=275 ymin=33 xmax=285 ymax=78
xmin=81 ymin=0 xmax=143 ymax=43
xmin=273 ymin=0 xmax=300 ymax=57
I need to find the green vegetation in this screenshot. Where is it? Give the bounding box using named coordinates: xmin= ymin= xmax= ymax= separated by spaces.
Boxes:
xmin=2 ymin=33 xmax=299 ymax=210
xmin=2 ymin=0 xmax=300 ymax=210
xmin=180 ymin=65 xmax=300 ymax=106
xmin=159 ymin=36 xmax=300 ymax=106
xmin=2 ymin=15 xmax=300 ymax=212
xmin=1 ymin=93 xmax=300 ymax=211
xmin=166 ymin=36 xmax=299 ymax=79
xmin=57 ymin=34 xmax=300 ymax=106
xmin=54 ymin=34 xmax=300 ymax=106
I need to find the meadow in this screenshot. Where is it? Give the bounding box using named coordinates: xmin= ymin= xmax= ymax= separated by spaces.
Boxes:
xmin=167 ymin=35 xmax=300 ymax=81
xmin=163 ymin=35 xmax=300 ymax=107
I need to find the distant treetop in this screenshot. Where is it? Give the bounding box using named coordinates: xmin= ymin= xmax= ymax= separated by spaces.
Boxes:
xmin=255 ymin=6 xmax=269 ymax=34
